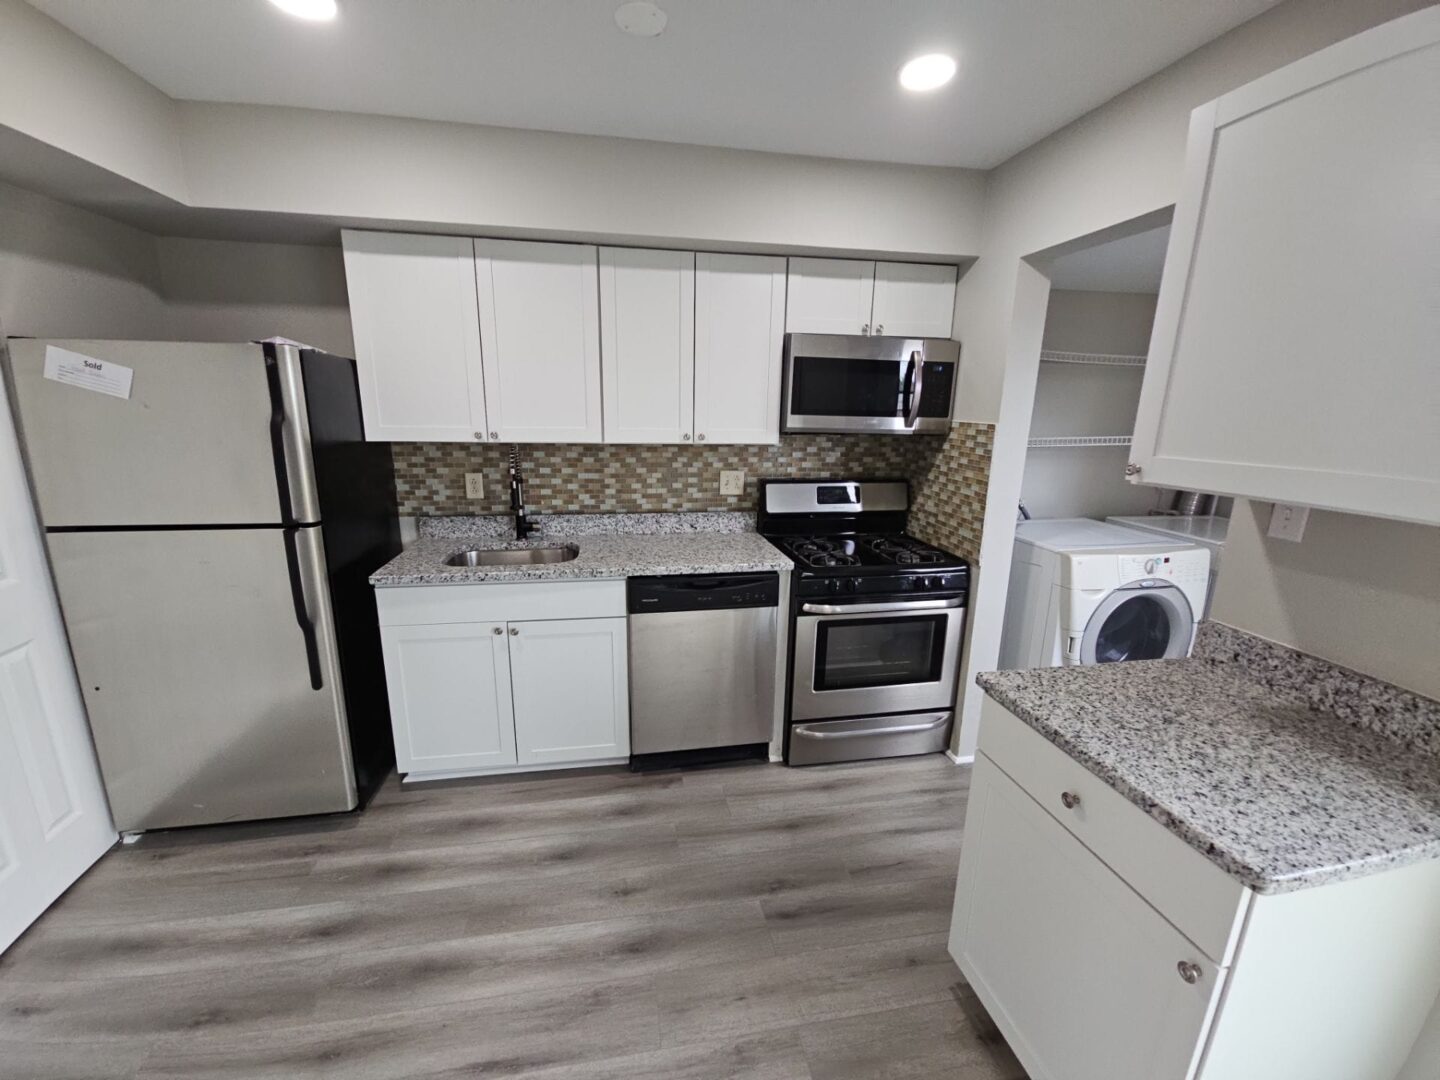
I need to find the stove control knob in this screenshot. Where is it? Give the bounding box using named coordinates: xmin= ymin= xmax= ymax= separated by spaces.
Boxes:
xmin=920 ymin=577 xmax=934 ymax=590
xmin=827 ymin=579 xmax=843 ymax=594
xmin=846 ymin=578 xmax=860 ymax=593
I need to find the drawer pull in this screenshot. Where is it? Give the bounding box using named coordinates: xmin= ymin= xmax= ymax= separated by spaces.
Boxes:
xmin=1060 ymin=791 xmax=1081 ymax=810
xmin=1177 ymin=961 xmax=1202 ymax=984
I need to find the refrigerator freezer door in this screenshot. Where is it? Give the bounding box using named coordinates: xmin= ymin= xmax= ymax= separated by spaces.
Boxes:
xmin=6 ymin=341 xmax=287 ymax=527
xmin=45 ymin=527 xmax=355 ymax=831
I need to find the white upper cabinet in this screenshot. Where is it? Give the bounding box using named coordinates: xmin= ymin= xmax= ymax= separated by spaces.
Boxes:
xmin=599 ymin=248 xmax=695 ymax=443
xmin=474 ymin=239 xmax=604 ymax=443
xmin=341 ymin=230 xmax=489 ymax=442
xmin=785 ymin=257 xmax=957 ymax=338
xmin=1131 ymin=8 xmax=1440 ymax=525
xmin=871 ymin=262 xmax=958 ymax=338
xmin=785 ymin=257 xmax=876 ymax=335
xmin=694 ymin=253 xmax=787 ymax=445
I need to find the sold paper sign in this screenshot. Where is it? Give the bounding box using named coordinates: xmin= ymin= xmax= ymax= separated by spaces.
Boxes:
xmin=43 ymin=346 xmax=133 ymax=400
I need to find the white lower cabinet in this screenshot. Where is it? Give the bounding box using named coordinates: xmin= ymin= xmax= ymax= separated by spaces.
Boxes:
xmin=381 ymin=622 xmax=517 ymax=775
xmin=508 ymin=618 xmax=628 ymax=765
xmin=954 ymin=756 xmax=1221 ymax=1080
xmin=953 ymin=698 xmax=1440 ymax=1080
xmin=376 ymin=581 xmax=629 ymax=780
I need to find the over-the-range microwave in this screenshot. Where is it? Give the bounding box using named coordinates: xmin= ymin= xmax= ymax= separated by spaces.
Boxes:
xmin=781 ymin=333 xmax=959 ymax=435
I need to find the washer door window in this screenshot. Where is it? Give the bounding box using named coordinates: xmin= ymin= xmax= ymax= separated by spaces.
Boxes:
xmin=1080 ymin=585 xmax=1194 ymax=664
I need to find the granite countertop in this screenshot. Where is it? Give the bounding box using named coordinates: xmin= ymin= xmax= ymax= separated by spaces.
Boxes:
xmin=976 ymin=623 xmax=1440 ymax=895
xmin=371 ymin=514 xmax=792 ymax=585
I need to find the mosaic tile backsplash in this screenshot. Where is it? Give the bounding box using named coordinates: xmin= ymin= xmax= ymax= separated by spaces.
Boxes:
xmin=391 ymin=425 xmax=995 ymax=564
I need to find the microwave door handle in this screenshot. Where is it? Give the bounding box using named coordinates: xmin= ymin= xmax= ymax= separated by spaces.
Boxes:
xmin=905 ymin=351 xmax=925 ymax=428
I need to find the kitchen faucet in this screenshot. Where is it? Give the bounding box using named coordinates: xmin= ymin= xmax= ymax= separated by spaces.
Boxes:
xmin=508 ymin=445 xmax=537 ymax=541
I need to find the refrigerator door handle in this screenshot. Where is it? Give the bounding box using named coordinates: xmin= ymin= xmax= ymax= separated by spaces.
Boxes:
xmin=267 ymin=343 xmax=321 ymax=525
xmin=282 ymin=526 xmax=325 ymax=690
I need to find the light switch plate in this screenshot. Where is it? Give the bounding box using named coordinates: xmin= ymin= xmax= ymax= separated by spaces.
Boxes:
xmin=1267 ymin=502 xmax=1309 ymax=542
xmin=464 ymin=472 xmax=486 ymax=500
xmin=720 ymin=470 xmax=745 ymax=496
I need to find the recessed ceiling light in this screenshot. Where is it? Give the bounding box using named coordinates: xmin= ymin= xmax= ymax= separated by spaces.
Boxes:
xmin=899 ymin=53 xmax=957 ymax=93
xmin=267 ymin=0 xmax=338 ymax=22
xmin=614 ymin=1 xmax=667 ymax=38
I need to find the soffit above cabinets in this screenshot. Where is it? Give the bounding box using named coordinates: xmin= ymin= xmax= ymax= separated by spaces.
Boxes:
xmin=28 ymin=0 xmax=1279 ymax=169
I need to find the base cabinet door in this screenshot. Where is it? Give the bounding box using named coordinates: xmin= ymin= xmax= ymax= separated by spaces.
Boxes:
xmin=951 ymin=756 xmax=1222 ymax=1080
xmin=508 ymin=617 xmax=629 ymax=765
xmin=381 ymin=623 xmax=517 ymax=774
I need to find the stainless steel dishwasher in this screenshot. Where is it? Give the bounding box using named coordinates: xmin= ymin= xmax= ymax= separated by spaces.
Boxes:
xmin=627 ymin=573 xmax=780 ymax=765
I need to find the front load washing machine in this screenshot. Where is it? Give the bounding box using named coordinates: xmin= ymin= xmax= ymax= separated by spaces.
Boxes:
xmin=999 ymin=518 xmax=1210 ymax=670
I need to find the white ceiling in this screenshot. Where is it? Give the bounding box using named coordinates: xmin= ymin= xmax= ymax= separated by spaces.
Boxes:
xmin=1048 ymin=225 xmax=1171 ymax=292
xmin=29 ymin=0 xmax=1278 ymax=169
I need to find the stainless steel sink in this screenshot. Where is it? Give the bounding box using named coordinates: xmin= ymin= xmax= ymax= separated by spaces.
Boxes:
xmin=445 ymin=545 xmax=579 ymax=567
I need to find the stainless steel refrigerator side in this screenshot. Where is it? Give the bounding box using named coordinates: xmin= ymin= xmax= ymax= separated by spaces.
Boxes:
xmin=45 ymin=527 xmax=353 ymax=831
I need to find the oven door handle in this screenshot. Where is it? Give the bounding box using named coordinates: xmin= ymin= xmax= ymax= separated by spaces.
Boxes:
xmin=800 ymin=597 xmax=964 ymax=615
xmin=793 ymin=715 xmax=951 ymax=740
xmin=905 ymin=350 xmax=925 ymax=428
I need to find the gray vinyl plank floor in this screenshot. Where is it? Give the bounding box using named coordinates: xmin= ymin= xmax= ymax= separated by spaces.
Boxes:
xmin=0 ymin=754 xmax=1027 ymax=1080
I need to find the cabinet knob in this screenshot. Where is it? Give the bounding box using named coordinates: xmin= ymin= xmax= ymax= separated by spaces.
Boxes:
xmin=509 ymin=626 xmax=519 ymax=636
xmin=1060 ymin=791 xmax=1081 ymax=810
xmin=492 ymin=626 xmax=503 ymax=635
xmin=861 ymin=323 xmax=870 ymax=335
xmin=1125 ymin=462 xmax=1142 ymax=477
xmin=474 ymin=432 xmax=485 ymax=441
xmin=875 ymin=324 xmax=884 ymax=335
xmin=490 ymin=431 xmax=500 ymax=441
xmin=682 ymin=433 xmax=691 ymax=441
xmin=697 ymin=433 xmax=706 ymax=442
xmin=1177 ymin=961 xmax=1202 ymax=985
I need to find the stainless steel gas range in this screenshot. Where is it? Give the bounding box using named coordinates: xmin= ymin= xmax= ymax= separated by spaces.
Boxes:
xmin=758 ymin=479 xmax=970 ymax=766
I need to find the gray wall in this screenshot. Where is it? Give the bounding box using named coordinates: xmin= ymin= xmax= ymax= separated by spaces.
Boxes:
xmin=0 ymin=179 xmax=351 ymax=352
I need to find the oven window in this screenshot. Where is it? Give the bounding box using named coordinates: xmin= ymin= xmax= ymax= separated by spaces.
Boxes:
xmin=792 ymin=356 xmax=904 ymax=418
xmin=813 ymin=614 xmax=947 ymax=691
xmin=1093 ymin=596 xmax=1173 ymax=663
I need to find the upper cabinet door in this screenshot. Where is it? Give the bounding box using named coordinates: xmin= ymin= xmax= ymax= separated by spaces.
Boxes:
xmin=694 ymin=254 xmax=787 ymax=445
xmin=474 ymin=239 xmax=604 ymax=443
xmin=1131 ymin=9 xmax=1440 ymax=525
xmin=599 ymin=248 xmax=695 ymax=444
xmin=872 ymin=262 xmax=958 ymax=338
xmin=785 ymin=257 xmax=876 ymax=335
xmin=341 ymin=230 xmax=488 ymax=442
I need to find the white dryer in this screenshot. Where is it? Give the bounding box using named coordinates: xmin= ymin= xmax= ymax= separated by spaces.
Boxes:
xmin=1000 ymin=519 xmax=1211 ymax=670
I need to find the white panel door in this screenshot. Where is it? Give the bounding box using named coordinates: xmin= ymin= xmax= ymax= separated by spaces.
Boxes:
xmin=0 ymin=366 xmax=114 ymax=954
xmin=474 ymin=239 xmax=603 ymax=443
xmin=341 ymin=230 xmax=488 ymax=443
xmin=871 ymin=262 xmax=958 ymax=338
xmin=508 ymin=618 xmax=629 ymax=766
xmin=950 ymin=756 xmax=1222 ymax=1080
xmin=694 ymin=253 xmax=787 ymax=445
xmin=784 ymin=257 xmax=876 ymax=335
xmin=599 ymin=247 xmax=695 ymax=443
xmin=380 ymin=623 xmax=517 ymax=776
xmin=1130 ymin=9 xmax=1440 ymax=524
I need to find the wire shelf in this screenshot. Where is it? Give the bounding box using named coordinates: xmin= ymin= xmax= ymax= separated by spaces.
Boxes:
xmin=1040 ymin=350 xmax=1147 ymax=367
xmin=1026 ymin=435 xmax=1133 ymax=449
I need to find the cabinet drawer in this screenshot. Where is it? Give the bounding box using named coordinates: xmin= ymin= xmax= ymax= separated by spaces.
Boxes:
xmin=376 ymin=579 xmax=626 ymax=626
xmin=978 ymin=696 xmax=1248 ymax=965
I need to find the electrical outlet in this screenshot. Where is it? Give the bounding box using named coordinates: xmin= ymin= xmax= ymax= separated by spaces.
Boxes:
xmin=464 ymin=473 xmax=486 ymax=500
xmin=1266 ymin=502 xmax=1309 ymax=542
xmin=719 ymin=470 xmax=745 ymax=496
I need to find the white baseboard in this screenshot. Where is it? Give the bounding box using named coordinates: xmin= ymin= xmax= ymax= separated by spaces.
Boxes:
xmin=945 ymin=749 xmax=975 ymax=766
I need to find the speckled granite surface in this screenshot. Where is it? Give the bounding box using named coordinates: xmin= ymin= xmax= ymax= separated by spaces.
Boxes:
xmin=1193 ymin=621 xmax=1440 ymax=755
xmin=977 ymin=629 xmax=1440 ymax=895
xmin=371 ymin=531 xmax=791 ymax=585
xmin=417 ymin=512 xmax=755 ymax=539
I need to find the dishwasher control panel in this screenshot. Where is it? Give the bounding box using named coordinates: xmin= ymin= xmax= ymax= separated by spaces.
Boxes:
xmin=627 ymin=573 xmax=780 ymax=614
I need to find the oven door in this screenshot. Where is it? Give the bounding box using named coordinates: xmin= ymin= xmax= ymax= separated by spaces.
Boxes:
xmin=792 ymin=596 xmax=966 ymax=720
xmin=782 ymin=334 xmax=958 ymax=435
